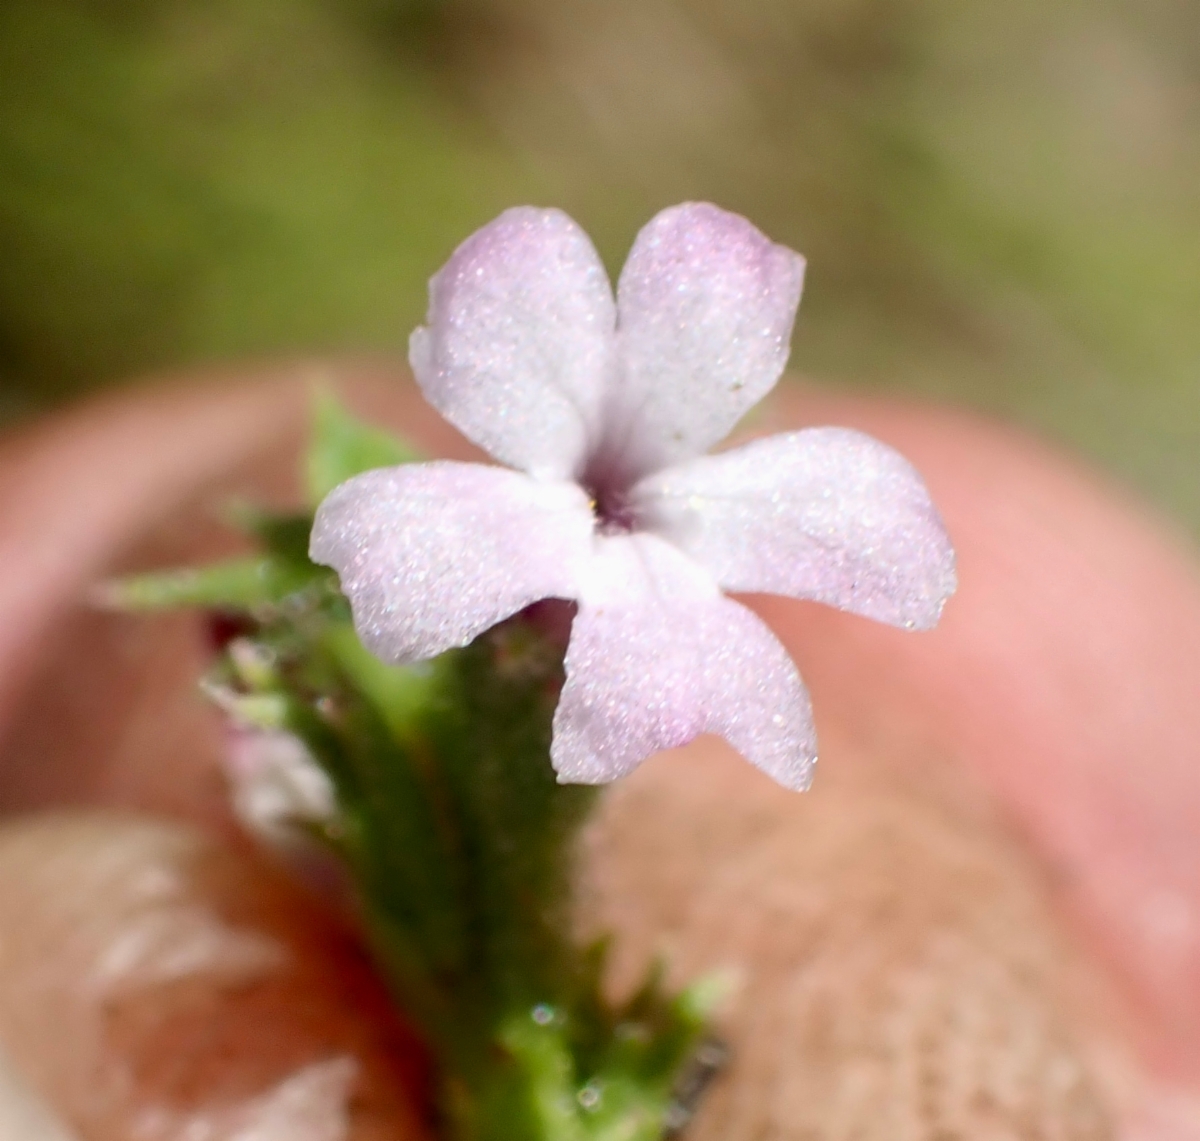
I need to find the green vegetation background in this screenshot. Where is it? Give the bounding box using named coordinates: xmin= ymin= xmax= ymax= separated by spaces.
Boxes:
xmin=3 ymin=0 xmax=1199 ymax=529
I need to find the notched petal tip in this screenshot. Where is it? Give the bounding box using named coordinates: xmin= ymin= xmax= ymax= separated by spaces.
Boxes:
xmin=409 ymin=206 xmax=616 ymax=479
xmin=549 ymin=535 xmax=819 ymax=792
xmin=611 ymin=202 xmax=806 ymax=471
xmin=640 ymin=427 xmax=958 ymax=634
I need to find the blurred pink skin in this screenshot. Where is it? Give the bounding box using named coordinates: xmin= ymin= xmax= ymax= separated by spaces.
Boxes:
xmin=753 ymin=391 xmax=1200 ymax=1085
xmin=0 ymin=371 xmax=308 ymax=740
xmin=1 ymin=366 xmax=1200 ymax=1114
xmin=311 ymin=204 xmax=955 ymax=791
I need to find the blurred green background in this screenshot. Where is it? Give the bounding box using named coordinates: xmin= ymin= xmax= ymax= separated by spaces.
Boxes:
xmin=2 ymin=0 xmax=1198 ymax=528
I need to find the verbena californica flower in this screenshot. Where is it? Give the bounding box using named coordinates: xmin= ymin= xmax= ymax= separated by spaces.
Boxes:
xmin=311 ymin=203 xmax=956 ymax=790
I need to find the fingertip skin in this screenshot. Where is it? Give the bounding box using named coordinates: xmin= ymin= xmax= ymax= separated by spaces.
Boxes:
xmin=758 ymin=389 xmax=1200 ymax=1080
xmin=3 ymin=366 xmax=1200 ymax=1112
xmin=0 ymin=813 xmax=430 ymax=1140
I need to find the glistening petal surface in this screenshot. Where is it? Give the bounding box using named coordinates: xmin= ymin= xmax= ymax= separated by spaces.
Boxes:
xmin=635 ymin=427 xmax=957 ymax=630
xmin=310 ymin=462 xmax=593 ymax=663
xmin=409 ymin=208 xmax=616 ymax=479
xmin=552 ymin=534 xmax=816 ymax=790
xmin=609 ymin=202 xmax=805 ymax=475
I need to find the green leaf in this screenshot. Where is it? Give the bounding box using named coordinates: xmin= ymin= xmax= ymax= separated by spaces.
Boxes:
xmin=498 ymin=1014 xmax=588 ymax=1141
xmin=306 ymin=389 xmax=421 ymax=504
xmin=221 ymin=505 xmax=316 ymax=565
xmin=97 ymin=556 xmax=317 ymax=611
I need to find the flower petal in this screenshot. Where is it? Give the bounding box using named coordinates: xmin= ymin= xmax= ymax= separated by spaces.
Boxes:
xmin=310 ymin=462 xmax=594 ymax=662
xmin=409 ymin=208 xmax=616 ymax=479
xmin=608 ymin=202 xmax=805 ymax=474
xmin=635 ymin=428 xmax=957 ymax=630
xmin=552 ymin=534 xmax=815 ymax=790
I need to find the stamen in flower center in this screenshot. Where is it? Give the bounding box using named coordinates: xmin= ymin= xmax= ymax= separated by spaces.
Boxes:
xmin=586 ymin=481 xmax=638 ymax=535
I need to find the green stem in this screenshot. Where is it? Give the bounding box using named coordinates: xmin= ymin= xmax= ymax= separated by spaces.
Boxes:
xmin=284 ymin=612 xmax=713 ymax=1139
xmin=110 ymin=399 xmax=721 ymax=1138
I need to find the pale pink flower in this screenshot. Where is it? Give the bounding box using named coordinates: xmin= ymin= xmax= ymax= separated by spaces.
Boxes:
xmin=311 ymin=203 xmax=955 ymax=790
xmin=225 ymin=725 xmax=337 ymax=844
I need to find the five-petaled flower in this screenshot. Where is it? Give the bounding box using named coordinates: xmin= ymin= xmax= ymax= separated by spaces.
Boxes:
xmin=310 ymin=203 xmax=956 ymax=790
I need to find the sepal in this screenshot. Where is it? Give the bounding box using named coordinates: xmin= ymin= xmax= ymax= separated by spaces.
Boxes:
xmin=306 ymin=388 xmax=422 ymax=503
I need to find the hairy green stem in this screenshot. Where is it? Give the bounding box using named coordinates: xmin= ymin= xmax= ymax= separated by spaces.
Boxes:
xmin=108 ymin=397 xmax=718 ymax=1140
